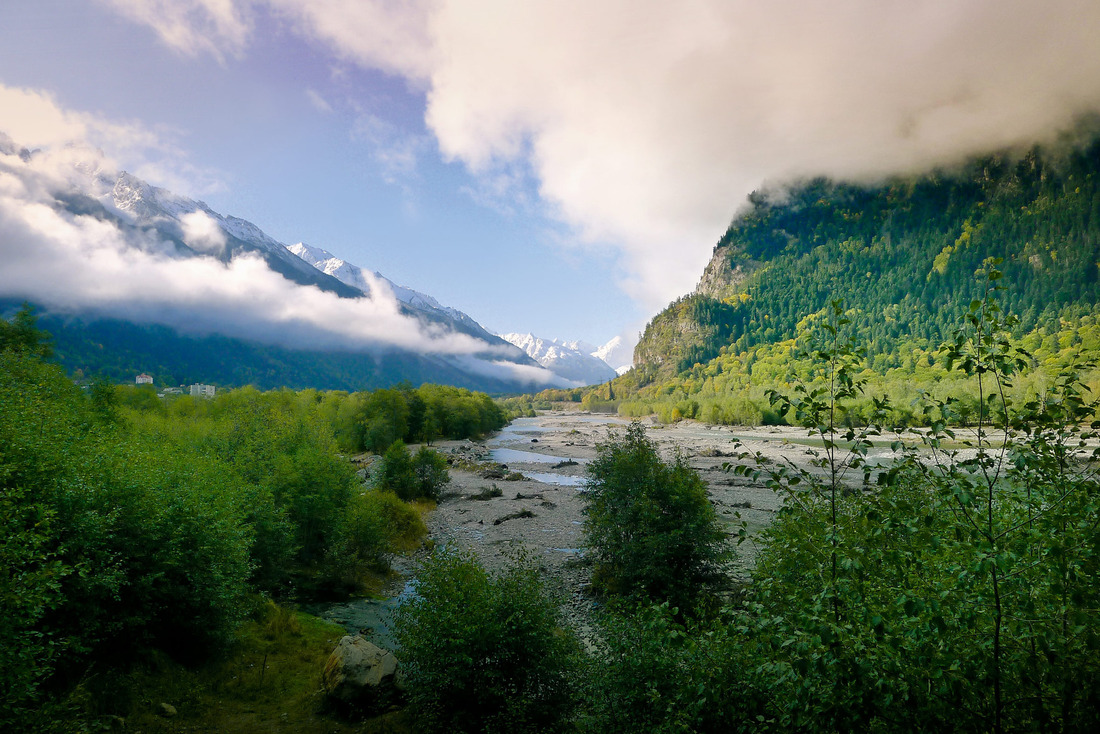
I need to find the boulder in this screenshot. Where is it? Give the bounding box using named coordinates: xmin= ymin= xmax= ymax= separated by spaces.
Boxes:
xmin=322 ymin=635 xmax=403 ymax=711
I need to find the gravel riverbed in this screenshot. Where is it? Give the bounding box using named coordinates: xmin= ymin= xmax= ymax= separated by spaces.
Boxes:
xmin=417 ymin=412 xmax=822 ymax=631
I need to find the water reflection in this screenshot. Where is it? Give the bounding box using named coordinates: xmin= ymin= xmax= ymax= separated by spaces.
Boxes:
xmin=491 ymin=447 xmax=591 ymax=465
xmin=522 ymin=471 xmax=588 ymax=487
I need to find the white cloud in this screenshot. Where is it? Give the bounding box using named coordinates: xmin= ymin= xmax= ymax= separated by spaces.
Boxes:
xmin=0 ymin=86 xmax=89 ymax=148
xmin=97 ymin=0 xmax=1100 ymax=312
xmin=350 ymin=112 xmax=425 ymax=183
xmin=180 ymin=210 xmax=228 ymax=255
xmin=0 ymin=141 xmax=562 ymax=387
xmin=0 ymin=83 xmax=225 ymax=197
xmin=306 ymin=88 xmax=334 ymax=114
xmin=421 ymin=0 xmax=1100 ymax=308
xmin=99 ymin=0 xmax=253 ymax=63
xmin=264 ymin=0 xmax=438 ymax=80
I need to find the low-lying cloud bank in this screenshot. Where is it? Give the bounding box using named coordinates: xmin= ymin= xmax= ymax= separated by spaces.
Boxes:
xmin=103 ymin=0 xmax=1100 ymax=310
xmin=0 ymin=132 xmax=562 ymax=387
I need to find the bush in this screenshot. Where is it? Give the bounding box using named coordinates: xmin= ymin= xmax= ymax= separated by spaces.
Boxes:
xmin=393 ymin=549 xmax=579 ymax=733
xmin=378 ymin=440 xmax=415 ymax=497
xmin=729 ymin=283 xmax=1100 ymax=731
xmin=0 ymin=347 xmax=255 ymax=727
xmin=584 ymin=422 xmax=731 ymax=609
xmin=412 ymin=446 xmax=449 ymax=501
xmin=580 ymin=603 xmax=762 ymax=733
xmin=379 ymin=441 xmax=449 ymax=501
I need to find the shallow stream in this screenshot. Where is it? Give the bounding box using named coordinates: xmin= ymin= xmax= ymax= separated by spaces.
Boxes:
xmin=308 ymin=416 xmax=597 ymax=642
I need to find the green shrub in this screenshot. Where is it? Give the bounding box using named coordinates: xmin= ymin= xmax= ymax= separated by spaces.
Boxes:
xmin=0 ymin=346 xmax=254 ymax=727
xmin=412 ymin=446 xmax=449 ymax=500
xmin=729 ymin=281 xmax=1100 ymax=731
xmin=394 ymin=549 xmax=579 ymax=733
xmin=584 ymin=423 xmax=731 ymax=609
xmin=380 ymin=442 xmax=449 ymax=501
xmin=580 ymin=603 xmax=762 ymax=733
xmin=378 ymin=440 xmax=416 ymax=498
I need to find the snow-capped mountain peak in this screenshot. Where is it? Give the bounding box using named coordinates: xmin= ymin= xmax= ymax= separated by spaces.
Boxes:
xmin=594 ymin=335 xmax=634 ymax=374
xmin=499 ymin=332 xmax=618 ymax=386
xmin=286 ymin=242 xmax=484 ymax=330
xmin=287 ymin=242 xmax=376 ymax=294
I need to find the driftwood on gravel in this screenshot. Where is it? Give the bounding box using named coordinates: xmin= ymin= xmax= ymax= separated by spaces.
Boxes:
xmin=493 ymin=510 xmax=536 ymax=525
xmin=469 ymin=485 xmax=503 ymax=500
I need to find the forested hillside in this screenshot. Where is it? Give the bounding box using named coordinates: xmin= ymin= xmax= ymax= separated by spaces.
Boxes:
xmin=0 ymin=303 xmax=533 ymax=394
xmin=614 ymin=131 xmax=1100 ymax=423
xmin=637 ymin=133 xmax=1100 ymax=373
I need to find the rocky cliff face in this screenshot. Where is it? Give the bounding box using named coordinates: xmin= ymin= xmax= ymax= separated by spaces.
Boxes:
xmin=630 ymin=245 xmax=759 ymax=372
xmin=694 ymin=245 xmax=759 ymax=300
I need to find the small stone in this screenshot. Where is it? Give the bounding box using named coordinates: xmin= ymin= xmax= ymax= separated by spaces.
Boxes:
xmin=158 ymin=703 xmax=177 ymax=718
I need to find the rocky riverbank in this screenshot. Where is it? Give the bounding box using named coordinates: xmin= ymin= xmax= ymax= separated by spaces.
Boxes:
xmin=417 ymin=412 xmax=821 ymax=630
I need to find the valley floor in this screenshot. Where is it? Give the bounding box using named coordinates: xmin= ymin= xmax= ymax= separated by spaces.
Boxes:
xmin=414 ymin=413 xmax=1037 ymax=619
xmin=419 ymin=412 xmax=802 ymax=625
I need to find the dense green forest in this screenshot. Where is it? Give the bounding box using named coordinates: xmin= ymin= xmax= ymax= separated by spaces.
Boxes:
xmin=589 ymin=131 xmax=1100 ymax=422
xmin=0 ymin=309 xmax=504 ymax=731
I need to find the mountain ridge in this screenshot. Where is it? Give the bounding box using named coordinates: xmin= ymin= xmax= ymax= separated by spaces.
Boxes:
xmin=0 ymin=135 xmax=559 ymax=391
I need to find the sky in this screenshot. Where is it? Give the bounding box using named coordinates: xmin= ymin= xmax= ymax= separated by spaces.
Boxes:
xmin=3 ymin=0 xmax=1100 ymax=363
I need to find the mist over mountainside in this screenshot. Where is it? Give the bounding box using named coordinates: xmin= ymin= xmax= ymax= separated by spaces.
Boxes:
xmin=0 ymin=133 xmax=560 ymax=391
xmin=284 ymin=241 xmax=506 ymax=344
xmin=498 ymin=332 xmax=618 ymax=386
xmin=0 ymin=306 xmax=544 ymax=393
xmin=631 ymin=132 xmax=1100 ymax=379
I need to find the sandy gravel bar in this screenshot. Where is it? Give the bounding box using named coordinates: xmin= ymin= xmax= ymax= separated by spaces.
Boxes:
xmin=416 ymin=412 xmax=856 ymax=625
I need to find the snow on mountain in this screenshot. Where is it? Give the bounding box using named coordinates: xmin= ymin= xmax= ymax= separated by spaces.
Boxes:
xmin=287 ymin=242 xmax=375 ymax=292
xmin=500 ymin=332 xmax=618 ymax=386
xmin=92 ymin=168 xmax=338 ymax=288
xmin=89 ymin=167 xmax=539 ymax=368
xmin=0 ymin=139 xmax=563 ymax=391
xmin=285 ymin=242 xmax=498 ymax=338
xmin=593 ymin=335 xmax=634 ymax=374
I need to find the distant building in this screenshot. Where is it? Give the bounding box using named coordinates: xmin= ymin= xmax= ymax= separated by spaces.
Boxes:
xmin=190 ymin=383 xmax=216 ymax=398
xmin=136 ymin=373 xmax=153 ymax=385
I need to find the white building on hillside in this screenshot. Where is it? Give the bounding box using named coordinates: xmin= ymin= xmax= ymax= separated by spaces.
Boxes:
xmin=135 ymin=373 xmax=153 ymax=385
xmin=189 ymin=383 xmax=216 ymax=398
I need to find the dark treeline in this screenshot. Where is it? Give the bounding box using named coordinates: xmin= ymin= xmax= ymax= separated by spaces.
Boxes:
xmin=0 ymin=308 xmax=500 ymax=731
xmin=0 ymin=302 xmax=531 ymax=394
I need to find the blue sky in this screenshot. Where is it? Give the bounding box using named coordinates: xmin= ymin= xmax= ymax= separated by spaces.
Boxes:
xmin=3 ymin=0 xmax=1100 ymax=361
xmin=0 ymin=0 xmax=638 ymax=348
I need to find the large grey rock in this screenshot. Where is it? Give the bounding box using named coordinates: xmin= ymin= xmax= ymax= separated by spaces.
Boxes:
xmin=321 ymin=635 xmax=403 ymax=711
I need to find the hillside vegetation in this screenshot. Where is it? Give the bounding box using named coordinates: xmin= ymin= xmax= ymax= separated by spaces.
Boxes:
xmin=0 ymin=309 xmax=501 ymax=731
xmin=607 ymin=130 xmax=1100 ymax=423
